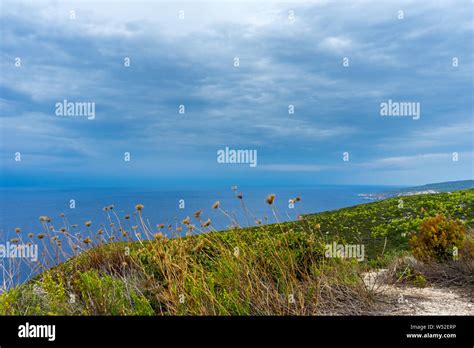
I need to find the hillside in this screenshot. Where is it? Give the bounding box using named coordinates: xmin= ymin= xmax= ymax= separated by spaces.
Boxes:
xmin=405 ymin=179 xmax=474 ymax=192
xmin=360 ymin=180 xmax=474 ymax=200
xmin=1 ymin=189 xmax=473 ymax=315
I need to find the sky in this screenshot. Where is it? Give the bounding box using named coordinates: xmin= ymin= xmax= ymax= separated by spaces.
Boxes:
xmin=0 ymin=0 xmax=473 ymax=188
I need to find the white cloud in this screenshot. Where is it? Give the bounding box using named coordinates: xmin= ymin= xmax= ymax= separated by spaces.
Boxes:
xmin=363 ymin=152 xmax=473 ymax=169
xmin=259 ymin=164 xmax=332 ymax=172
xmin=254 ymin=123 xmax=354 ymax=139
xmin=318 ymin=36 xmax=352 ymax=54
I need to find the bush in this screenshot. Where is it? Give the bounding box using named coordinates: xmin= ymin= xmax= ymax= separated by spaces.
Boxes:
xmin=459 ymin=232 xmax=474 ymax=260
xmin=409 ymin=214 xmax=466 ymax=262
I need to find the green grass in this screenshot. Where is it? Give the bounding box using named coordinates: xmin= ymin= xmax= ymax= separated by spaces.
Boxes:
xmin=1 ymin=189 xmax=472 ymax=315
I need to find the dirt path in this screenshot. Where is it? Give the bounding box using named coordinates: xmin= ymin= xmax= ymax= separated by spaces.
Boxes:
xmin=363 ymin=270 xmax=474 ymax=315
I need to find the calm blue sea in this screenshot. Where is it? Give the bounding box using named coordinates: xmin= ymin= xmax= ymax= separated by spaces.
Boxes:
xmin=0 ymin=185 xmax=397 ymax=238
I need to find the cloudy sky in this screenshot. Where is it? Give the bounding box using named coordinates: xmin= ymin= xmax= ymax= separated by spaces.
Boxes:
xmin=0 ymin=0 xmax=472 ymax=187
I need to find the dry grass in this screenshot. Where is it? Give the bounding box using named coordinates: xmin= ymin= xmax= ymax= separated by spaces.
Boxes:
xmin=0 ymin=192 xmax=377 ymax=315
xmin=387 ymin=255 xmax=474 ymax=288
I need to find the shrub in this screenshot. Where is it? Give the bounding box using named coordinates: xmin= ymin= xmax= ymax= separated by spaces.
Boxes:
xmin=413 ymin=274 xmax=427 ymax=288
xmin=0 ymin=287 xmax=21 ymax=314
xmin=409 ymin=214 xmax=466 ymax=262
xmin=457 ymin=231 xmax=474 ymax=261
xmin=41 ymin=272 xmax=68 ymax=315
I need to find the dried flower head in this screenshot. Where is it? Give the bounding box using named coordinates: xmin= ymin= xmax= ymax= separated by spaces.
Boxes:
xmin=125 ymin=215 xmax=130 ymax=220
xmin=83 ymin=237 xmax=92 ymax=245
xmin=39 ymin=216 xmax=50 ymax=222
xmin=15 ymin=227 xmax=21 ymax=233
xmin=37 ymin=234 xmax=45 ymax=239
xmin=266 ymin=194 xmax=276 ymax=205
xmin=194 ymin=210 xmax=202 ymax=219
xmin=85 ymin=221 xmax=92 ymax=227
xmin=135 ymin=204 xmax=144 ymax=211
xmin=212 ymin=201 xmax=220 ymax=209
xmin=201 ymin=218 xmax=211 ymax=227
xmin=182 ymin=216 xmax=190 ymax=225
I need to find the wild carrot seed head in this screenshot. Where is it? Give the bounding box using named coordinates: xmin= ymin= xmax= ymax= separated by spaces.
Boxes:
xmin=201 ymin=218 xmax=211 ymax=227
xmin=266 ymin=194 xmax=276 ymax=205
xmin=194 ymin=210 xmax=202 ymax=219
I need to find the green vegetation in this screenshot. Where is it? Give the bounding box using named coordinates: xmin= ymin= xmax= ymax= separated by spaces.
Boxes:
xmin=1 ymin=189 xmax=473 ymax=315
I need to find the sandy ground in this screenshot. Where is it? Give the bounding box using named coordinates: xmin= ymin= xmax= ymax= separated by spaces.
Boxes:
xmin=363 ymin=270 xmax=474 ymax=315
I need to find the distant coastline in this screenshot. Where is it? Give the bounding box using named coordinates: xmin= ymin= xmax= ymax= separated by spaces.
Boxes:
xmin=359 ymin=180 xmax=474 ymax=201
